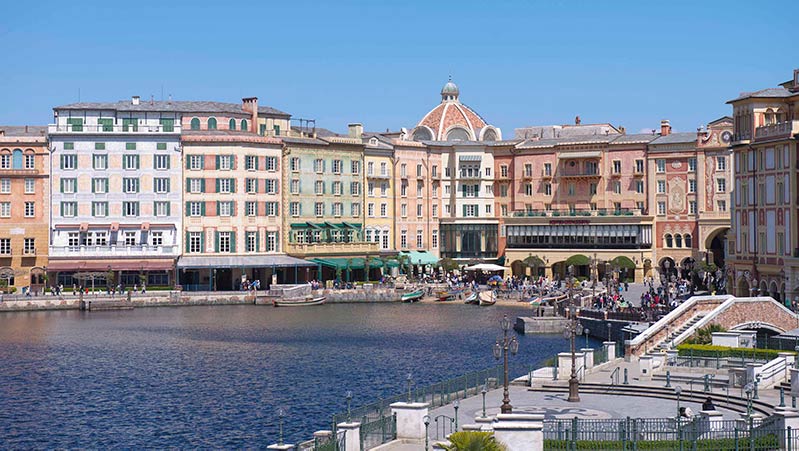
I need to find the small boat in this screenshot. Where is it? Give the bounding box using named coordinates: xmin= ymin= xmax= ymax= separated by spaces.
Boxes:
xmin=436 ymin=288 xmax=462 ymax=302
xmin=273 ymin=296 xmax=326 ymax=307
xmin=463 ymin=292 xmax=478 ymax=305
xmin=478 ymin=291 xmax=497 ymax=306
xmin=401 ymin=290 xmax=424 ymax=303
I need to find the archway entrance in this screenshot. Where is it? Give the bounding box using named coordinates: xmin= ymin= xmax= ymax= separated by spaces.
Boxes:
xmin=658 ymin=257 xmax=677 ymax=281
xmin=736 ymin=277 xmax=750 ymax=297
xmin=705 ymin=227 xmax=729 ymax=268
xmin=511 ymin=260 xmax=525 ymax=277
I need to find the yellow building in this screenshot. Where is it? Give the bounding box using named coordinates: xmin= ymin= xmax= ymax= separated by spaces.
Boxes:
xmin=363 ymin=134 xmax=395 ymax=256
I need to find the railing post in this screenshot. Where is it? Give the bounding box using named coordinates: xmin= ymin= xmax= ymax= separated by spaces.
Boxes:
xmin=665 ymin=370 xmax=671 ymax=388
xmin=623 ymin=368 xmax=629 ymax=385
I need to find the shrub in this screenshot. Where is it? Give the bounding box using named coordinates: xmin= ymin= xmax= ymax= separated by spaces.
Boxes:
xmin=676 ymin=343 xmax=792 ymax=360
xmin=444 ymin=431 xmax=506 ymax=451
xmin=684 ymin=324 xmax=727 ymax=345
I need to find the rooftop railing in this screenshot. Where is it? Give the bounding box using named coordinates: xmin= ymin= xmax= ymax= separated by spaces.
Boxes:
xmin=48 ymin=124 xmax=182 ymax=134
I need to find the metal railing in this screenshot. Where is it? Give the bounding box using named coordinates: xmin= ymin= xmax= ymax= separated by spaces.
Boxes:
xmin=359 ymin=413 xmax=396 ymax=451
xmin=507 ymin=207 xmax=645 ymax=218
xmin=543 ymin=416 xmax=782 ymax=450
xmin=48 ymin=124 xmax=182 ymax=134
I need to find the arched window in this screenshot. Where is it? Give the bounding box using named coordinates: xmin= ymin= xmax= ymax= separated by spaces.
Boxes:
xmin=446 ymin=127 xmax=471 ymax=141
xmin=11 ymin=149 xmax=23 ymax=169
xmin=208 ymin=118 xmax=217 ymax=130
xmin=482 ymin=129 xmax=497 ymax=141
xmin=190 ymin=118 xmax=200 ymax=130
xmin=412 ymin=127 xmax=433 ymax=141
xmin=684 ymin=234 xmax=692 ymax=248
xmin=241 ymin=119 xmax=248 ymax=131
xmin=665 ymin=234 xmax=673 ymax=248
xmin=675 ymin=234 xmax=683 ymax=248
xmin=229 ymin=119 xmax=236 ymax=130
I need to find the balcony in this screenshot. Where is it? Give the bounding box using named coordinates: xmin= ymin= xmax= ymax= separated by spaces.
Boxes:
xmin=559 ymin=171 xmax=601 ymax=179
xmin=610 ymin=171 xmax=622 ymax=178
xmin=49 ymin=244 xmax=179 ymax=257
xmin=367 ymin=172 xmax=391 ymax=179
xmin=0 ymin=168 xmax=40 ymax=176
xmin=633 ymin=169 xmax=645 ymax=177
xmin=754 ymin=121 xmax=799 ymax=142
xmin=48 ymin=124 xmax=182 ymax=134
xmin=506 ymin=208 xmax=645 ymax=218
xmin=458 ymin=170 xmax=483 ymax=180
xmin=540 ymin=170 xmax=552 ymax=179
xmin=286 ymin=241 xmax=379 ymax=257
xmin=521 ymin=172 xmax=534 ymax=180
xmin=22 ymin=248 xmax=37 ymax=256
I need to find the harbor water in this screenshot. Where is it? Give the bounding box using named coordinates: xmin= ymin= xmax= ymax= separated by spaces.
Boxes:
xmin=0 ymin=302 xmax=588 ymax=447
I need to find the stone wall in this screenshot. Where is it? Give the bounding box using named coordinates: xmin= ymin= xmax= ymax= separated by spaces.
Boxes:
xmin=712 ymin=298 xmax=797 ymax=333
xmin=317 ymin=287 xmax=400 ymax=303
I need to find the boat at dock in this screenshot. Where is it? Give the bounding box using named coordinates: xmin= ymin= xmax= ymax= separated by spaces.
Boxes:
xmin=463 ymin=292 xmax=478 ymax=305
xmin=272 ymin=296 xmax=326 ymax=307
xmin=401 ymin=290 xmax=424 ymax=303
xmin=436 ymin=288 xmax=462 ymax=302
xmin=478 ymin=291 xmax=496 ymax=306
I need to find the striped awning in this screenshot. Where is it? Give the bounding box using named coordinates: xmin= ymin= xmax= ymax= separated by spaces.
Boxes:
xmin=458 ymin=154 xmax=482 ymax=161
xmin=557 ymin=151 xmax=601 ymax=159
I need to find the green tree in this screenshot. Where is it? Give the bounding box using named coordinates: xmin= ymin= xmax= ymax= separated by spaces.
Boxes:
xmin=438 ymin=258 xmax=459 ymax=273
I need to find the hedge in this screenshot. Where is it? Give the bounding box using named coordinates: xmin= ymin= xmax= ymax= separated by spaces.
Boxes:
xmin=676 ymin=343 xmax=793 ymax=360
xmin=543 ymin=433 xmax=778 ymax=450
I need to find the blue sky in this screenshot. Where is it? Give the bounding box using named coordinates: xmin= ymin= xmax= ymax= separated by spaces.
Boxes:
xmin=0 ymin=0 xmax=795 ymax=136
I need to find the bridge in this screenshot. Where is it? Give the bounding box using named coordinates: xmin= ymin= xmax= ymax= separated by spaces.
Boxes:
xmin=627 ymin=295 xmax=799 ymax=356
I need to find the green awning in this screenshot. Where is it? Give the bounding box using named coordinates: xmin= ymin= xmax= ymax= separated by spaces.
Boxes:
xmin=342 ymin=222 xmax=362 ymax=229
xmin=399 ymin=250 xmax=438 ymax=266
xmin=310 ymin=258 xmax=385 ymax=270
xmin=322 ymin=222 xmax=341 ymax=229
xmin=565 ymin=254 xmax=591 ymax=266
xmin=290 ymin=222 xmax=322 ymax=229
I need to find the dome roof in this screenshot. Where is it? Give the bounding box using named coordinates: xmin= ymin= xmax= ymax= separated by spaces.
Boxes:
xmin=409 ymin=78 xmax=501 ymax=142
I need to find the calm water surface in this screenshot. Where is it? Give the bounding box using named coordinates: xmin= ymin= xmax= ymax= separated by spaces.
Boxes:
xmin=0 ymin=303 xmax=583 ymax=447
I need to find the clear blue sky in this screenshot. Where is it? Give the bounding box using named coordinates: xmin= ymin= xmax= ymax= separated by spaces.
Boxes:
xmin=0 ymin=0 xmax=795 ymax=136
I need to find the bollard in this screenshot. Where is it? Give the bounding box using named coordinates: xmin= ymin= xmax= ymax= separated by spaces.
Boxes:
xmin=780 ymin=387 xmax=786 ymax=408
xmin=789 ymin=426 xmax=793 ymax=451
xmin=665 ymin=370 xmax=671 ymax=388
xmin=703 ymin=374 xmax=710 ymax=393
xmin=623 ymin=368 xmax=629 ymax=385
xmin=793 ymin=395 xmax=797 ymax=409
xmin=454 ymin=400 xmax=459 ymax=431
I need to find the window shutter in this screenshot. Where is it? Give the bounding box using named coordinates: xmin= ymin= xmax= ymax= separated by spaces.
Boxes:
xmin=59 ymin=179 xmax=64 ymax=193
xmin=166 ymin=202 xmax=171 ymax=216
xmin=165 ymin=179 xmax=170 ymax=193
xmin=135 ymin=156 xmax=140 ymax=169
xmin=91 ymin=202 xmax=95 ymax=216
xmin=230 ymin=179 xmax=236 ymax=193
xmin=201 ymin=179 xmax=206 ymax=193
xmin=256 ymin=232 xmax=261 ymax=252
xmin=199 ymin=156 xmax=204 ymax=170
xmin=200 ymin=233 xmax=205 ymax=252
xmin=186 ymin=179 xmax=191 ymax=193
xmin=215 ymin=155 xmax=220 ymax=170
xmin=255 ymin=157 xmax=259 ymax=171
xmin=185 ymin=233 xmax=190 ymax=253
xmin=216 ymin=201 xmax=220 ymax=215
xmin=215 ymin=232 xmax=220 ymax=253
xmin=60 ymin=155 xmax=64 ymax=169
xmin=185 ymin=202 xmax=191 ymax=215
xmin=165 ymin=156 xmax=171 ymax=169
xmin=231 ymin=155 xmax=236 ymax=170
xmin=216 ymin=179 xmax=220 ymax=193
xmin=230 ymin=232 xmax=236 ymax=253
xmin=463 ymin=205 xmax=467 ymax=216
xmin=201 ymin=202 xmax=206 ymax=216
xmin=91 ymin=180 xmax=95 ymax=194
xmin=186 ymin=156 xmax=191 ymax=169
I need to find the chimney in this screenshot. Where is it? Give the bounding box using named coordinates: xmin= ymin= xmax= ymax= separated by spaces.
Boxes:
xmin=618 ymin=126 xmax=626 ymax=135
xmin=575 ymin=115 xmax=581 ymax=125
xmin=241 ymin=97 xmax=258 ymax=133
xmin=132 ymin=95 xmax=140 ymax=105
xmin=348 ymin=123 xmax=363 ymax=139
xmin=660 ymin=119 xmax=671 ymax=136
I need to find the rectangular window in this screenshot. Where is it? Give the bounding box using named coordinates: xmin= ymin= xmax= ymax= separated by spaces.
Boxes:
xmin=60 ymin=201 xmax=76 ymax=217
xmin=188 ymin=155 xmax=203 ymax=170
xmin=123 ymin=201 xmax=139 ymax=217
xmin=333 ymin=202 xmax=343 ymax=217
xmin=367 ymin=161 xmax=374 ymax=175
xmin=416 ymin=230 xmax=423 ymax=248
xmin=588 ymin=183 xmax=596 ymax=195
xmin=636 ymin=180 xmax=644 ymax=194
xmin=218 ymin=232 xmax=232 ymax=253
xmin=122 ymin=118 xmax=137 ymax=132
xmin=217 ymin=178 xmax=233 ymax=193
xmin=417 ymin=204 xmax=423 ymax=217
xmin=688 ymin=179 xmax=696 ymax=193
xmin=188 ymin=201 xmax=203 ymax=217
xmin=381 ymin=183 xmax=388 ymax=197
xmin=635 ymin=159 xmax=644 ymax=173
xmin=291 ymin=179 xmax=300 ymax=195
xmin=98 ymin=118 xmax=113 ymax=132
xmin=0 ymin=238 xmax=10 ymax=255
xmin=150 ymin=231 xmax=163 ymax=247
xmin=267 ymin=232 xmax=277 ymax=252
xmin=368 ymin=203 xmax=375 ymax=217
xmin=432 ymin=204 xmax=438 ymax=218
xmin=188 ymin=232 xmax=202 ymax=253
xmin=0 ymin=155 xmax=8 ymax=169
xmin=246 ymin=232 xmax=257 ymax=253
xmin=265 ymin=156 xmax=277 ymax=171
xmin=717 ymin=178 xmax=726 ymax=193
xmin=417 ymin=182 xmax=423 ymax=198
xmin=351 ymin=182 xmax=361 ymax=196
xmin=154 ymin=155 xmax=170 ymax=170
xmin=688 ymin=158 xmax=696 ymax=172
xmin=123 ymin=178 xmax=140 ymax=193
xmin=157 ymin=142 xmax=167 ymax=150
xmin=656 ymin=159 xmax=666 ymax=173
xmin=351 ymin=160 xmax=360 ymax=175
xmin=716 ymin=156 xmax=726 ymax=171
xmin=717 ymin=200 xmax=727 ymax=212
xmin=416 ymin=164 xmax=423 ymax=177
xmin=61 ymin=154 xmax=78 ymax=170
xmin=612 ymin=160 xmax=621 ymax=174
xmin=332 ymin=160 xmax=342 ymax=174
xmin=187 ymin=178 xmax=203 ymax=194
xmin=154 ymin=201 xmax=169 ymax=217
xmin=61 ymin=178 xmax=77 ymax=194
xmin=689 ymin=200 xmax=697 ymax=214
xmin=568 ymin=183 xmax=575 ymax=196
xmin=0 ymin=179 xmax=10 ymax=194
xmin=500 ymin=165 xmax=508 ymax=177
xmin=92 ymin=201 xmax=108 ymax=217
xmin=24 ymin=154 xmax=34 ymax=169
xmin=246 ymin=201 xmax=257 ymax=217
xmin=401 ymin=204 xmax=407 ymax=217
xmin=381 ymin=203 xmax=388 ymax=217
xmin=351 ymin=203 xmax=360 ymax=217
xmin=290 ymin=202 xmax=300 ymax=216
xmin=24 ymin=178 xmax=35 ymax=194
xmin=543 ymin=163 xmax=552 ymax=176
xmin=123 ymin=154 xmax=140 ymax=170
xmin=265 ymin=179 xmax=277 ymax=194
xmin=290 ymin=157 xmax=300 ymax=171
xmin=367 ymin=182 xmax=375 ymax=197
xmin=124 ymin=142 xmax=135 ymax=151
xmin=154 ymin=178 xmax=170 ymax=194
xmin=218 ymin=201 xmax=233 ymax=217
xmin=266 ymin=202 xmax=278 ymax=216
xmin=218 ymin=155 xmax=233 ymax=170
xmin=332 ymin=181 xmax=342 ymax=196
xmin=246 ymin=178 xmax=258 ymax=194
xmin=245 ymin=155 xmax=258 ymax=171
xmin=313 ymin=159 xmax=324 ymax=173
xmin=657 ymin=180 xmax=666 ymax=194
xmin=23 ymin=238 xmax=35 ymax=255
xmin=315 ymin=180 xmax=324 ymax=195
xmin=24 ymin=201 xmax=34 ymax=217
xmin=525 ymin=184 xmax=533 ymax=196
xmin=524 ymin=163 xmax=533 ymax=177
xmin=92 ymin=178 xmax=108 ymax=194
xmin=545 ymin=183 xmax=552 ymax=196
xmin=657 ymin=201 xmax=666 ymax=216
xmin=315 ymin=202 xmax=325 ymax=217
xmin=401 ymin=230 xmax=407 ymax=248
xmin=94 ymin=142 xmax=106 ymax=151
xmin=160 ymin=117 xmax=175 ymax=133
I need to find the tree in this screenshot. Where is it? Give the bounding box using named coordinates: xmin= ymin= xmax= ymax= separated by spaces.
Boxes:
xmin=438 ymin=258 xmax=459 ymax=273
xmin=443 ymin=431 xmax=506 ymax=451
xmin=398 ymin=254 xmax=411 ymax=276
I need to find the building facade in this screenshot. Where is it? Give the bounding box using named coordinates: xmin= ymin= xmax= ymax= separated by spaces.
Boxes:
xmin=363 ymin=134 xmax=395 ymax=254
xmin=0 ymin=126 xmax=49 ymax=293
xmin=728 ymin=70 xmax=799 ymax=304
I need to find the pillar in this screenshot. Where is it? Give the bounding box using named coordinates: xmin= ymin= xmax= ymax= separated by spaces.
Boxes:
xmin=639 ymin=355 xmax=653 ymax=380
xmin=773 ymin=406 xmax=799 ymax=450
xmin=634 ymin=265 xmax=644 ymax=283
xmin=390 ymin=402 xmax=429 ymax=442
xmin=492 ymin=413 xmax=544 ymax=451
xmin=336 ymin=422 xmax=361 ymax=451
xmin=698 ymin=410 xmax=724 ymax=432
xmin=603 ymin=341 xmax=616 ymax=360
xmin=791 ymin=368 xmax=799 ymax=398
xmin=544 ymin=265 xmax=553 ymax=279
xmin=580 ymin=348 xmax=594 ymax=370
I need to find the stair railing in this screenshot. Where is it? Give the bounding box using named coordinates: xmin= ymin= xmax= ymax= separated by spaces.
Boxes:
xmin=610 ymin=366 xmax=620 ymax=386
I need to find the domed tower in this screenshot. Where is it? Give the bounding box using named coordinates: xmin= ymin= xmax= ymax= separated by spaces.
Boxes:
xmin=409 ymin=78 xmax=502 ymax=142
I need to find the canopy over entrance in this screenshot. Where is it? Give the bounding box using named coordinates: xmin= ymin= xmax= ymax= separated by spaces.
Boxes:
xmin=310 ymin=258 xmax=398 ymax=270
xmin=564 ymin=254 xmax=591 ymax=266
xmin=464 ymin=263 xmax=506 ymax=272
xmin=177 ymin=255 xmax=316 ymax=269
xmin=398 ymin=250 xmax=438 ymax=266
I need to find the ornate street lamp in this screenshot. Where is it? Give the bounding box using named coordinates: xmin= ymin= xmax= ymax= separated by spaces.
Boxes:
xmin=277 ymin=407 xmax=285 ymax=446
xmin=493 ymin=314 xmax=519 ymax=413
xmin=563 ymin=265 xmax=583 ymax=402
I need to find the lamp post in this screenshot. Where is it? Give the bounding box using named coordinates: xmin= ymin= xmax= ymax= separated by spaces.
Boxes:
xmin=493 ymin=314 xmax=519 ymax=413
xmin=345 ymin=390 xmax=353 ymax=423
xmin=277 ymin=407 xmax=285 ymax=446
xmin=744 ymin=383 xmax=754 ymax=417
xmin=406 ymin=373 xmax=414 ymax=402
xmin=662 ymin=260 xmax=671 ymax=306
xmin=563 ymin=264 xmax=583 ymax=402
xmin=423 ymin=414 xmax=430 ymax=451
xmin=675 ymin=386 xmax=682 ymax=418
xmin=481 ymin=383 xmax=488 ymax=418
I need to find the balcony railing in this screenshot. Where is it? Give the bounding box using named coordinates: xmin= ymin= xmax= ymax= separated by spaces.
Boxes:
xmin=0 ymin=168 xmax=40 ymax=175
xmin=560 ymin=171 xmax=601 ymax=178
xmin=458 ymin=171 xmax=483 ymax=179
xmin=367 ymin=172 xmax=391 ymax=179
xmin=754 ymin=120 xmax=799 ymax=141
xmin=49 ymin=244 xmax=179 ymax=257
xmin=48 ymin=124 xmax=182 ymax=134
xmin=506 ymin=208 xmax=645 ymax=218
xmin=286 ymin=241 xmax=379 ymax=256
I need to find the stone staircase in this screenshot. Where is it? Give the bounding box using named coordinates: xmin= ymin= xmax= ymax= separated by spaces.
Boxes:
xmin=653 ymin=314 xmax=705 ymax=351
